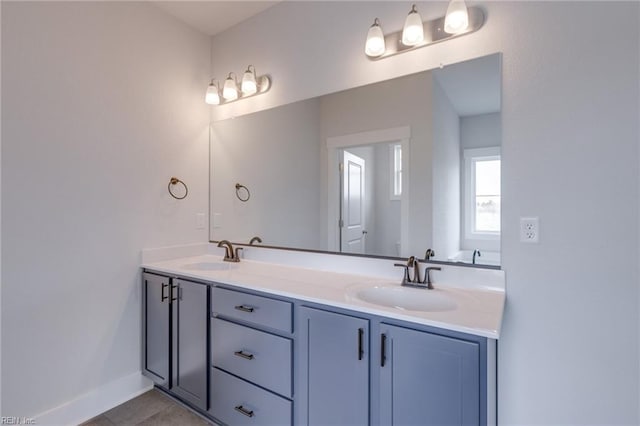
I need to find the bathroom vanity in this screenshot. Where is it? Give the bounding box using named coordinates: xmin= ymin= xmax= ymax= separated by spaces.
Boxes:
xmin=141 ymin=249 xmax=504 ymax=426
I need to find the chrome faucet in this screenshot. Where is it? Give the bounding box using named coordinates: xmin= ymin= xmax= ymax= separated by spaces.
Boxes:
xmin=394 ymin=256 xmax=441 ymax=289
xmin=217 ymin=240 xmax=241 ymax=262
xmin=249 ymin=236 xmax=262 ymax=245
xmin=472 ymin=249 xmax=481 ymax=264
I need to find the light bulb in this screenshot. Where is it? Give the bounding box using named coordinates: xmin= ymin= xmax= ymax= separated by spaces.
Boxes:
xmin=205 ymin=81 xmax=220 ymax=105
xmin=241 ymin=66 xmax=257 ymax=96
xmin=365 ymin=18 xmax=386 ymax=57
xmin=444 ymin=0 xmax=469 ymax=34
xmin=222 ymin=74 xmax=238 ymax=101
xmin=402 ymin=4 xmax=424 ymax=46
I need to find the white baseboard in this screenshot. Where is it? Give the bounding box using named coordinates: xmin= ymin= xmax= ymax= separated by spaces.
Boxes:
xmin=35 ymin=372 xmax=153 ymax=426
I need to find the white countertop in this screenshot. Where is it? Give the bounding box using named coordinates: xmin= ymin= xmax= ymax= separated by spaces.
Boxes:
xmin=142 ymin=254 xmax=505 ymax=339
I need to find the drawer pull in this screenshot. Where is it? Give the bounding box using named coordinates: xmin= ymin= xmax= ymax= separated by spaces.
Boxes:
xmin=234 ymin=305 xmax=254 ymax=313
xmin=234 ymin=405 xmax=254 ymax=418
xmin=234 ymin=350 xmax=254 ymax=360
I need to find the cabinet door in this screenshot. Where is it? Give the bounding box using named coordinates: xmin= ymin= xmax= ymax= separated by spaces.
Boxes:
xmin=171 ymin=279 xmax=209 ymax=410
xmin=299 ymin=307 xmax=369 ymax=426
xmin=142 ymin=273 xmax=170 ymax=387
xmin=380 ymin=324 xmax=480 ymax=426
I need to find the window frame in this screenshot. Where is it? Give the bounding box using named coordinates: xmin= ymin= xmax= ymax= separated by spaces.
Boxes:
xmin=389 ymin=143 xmax=402 ymax=201
xmin=463 ymin=146 xmax=501 ymax=241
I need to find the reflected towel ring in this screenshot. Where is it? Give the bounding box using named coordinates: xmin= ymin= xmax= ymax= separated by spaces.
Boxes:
xmin=168 ymin=177 xmax=188 ymax=200
xmin=235 ymin=183 xmax=250 ymax=202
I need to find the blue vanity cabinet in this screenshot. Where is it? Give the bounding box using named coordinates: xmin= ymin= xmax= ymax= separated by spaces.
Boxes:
xmin=142 ymin=273 xmax=209 ymax=411
xmin=298 ymin=306 xmax=370 ymax=426
xmin=142 ymin=272 xmax=171 ymax=387
xmin=170 ymin=278 xmax=209 ymax=410
xmin=379 ymin=323 xmax=481 ymax=426
xmin=210 ymin=286 xmax=294 ymax=426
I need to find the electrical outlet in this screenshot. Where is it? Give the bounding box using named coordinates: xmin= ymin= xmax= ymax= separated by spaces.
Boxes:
xmin=520 ymin=217 xmax=539 ymax=243
xmin=196 ymin=213 xmax=205 ymax=229
xmin=212 ymin=213 xmax=222 ymax=229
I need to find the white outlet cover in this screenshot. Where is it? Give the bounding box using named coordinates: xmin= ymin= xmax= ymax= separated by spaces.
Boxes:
xmin=196 ymin=213 xmax=205 ymax=229
xmin=213 ymin=213 xmax=222 ymax=229
xmin=520 ymin=217 xmax=539 ymax=243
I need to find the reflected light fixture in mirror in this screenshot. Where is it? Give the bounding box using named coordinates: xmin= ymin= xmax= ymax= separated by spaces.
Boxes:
xmin=205 ymin=66 xmax=271 ymax=106
xmin=364 ymin=0 xmax=483 ymax=60
xmin=241 ymin=65 xmax=258 ymax=96
xmin=365 ymin=18 xmax=385 ymax=57
xmin=402 ymin=4 xmax=424 ymax=46
xmin=222 ymin=73 xmax=239 ymax=101
xmin=205 ymin=79 xmax=221 ymax=105
xmin=444 ymin=0 xmax=470 ymax=34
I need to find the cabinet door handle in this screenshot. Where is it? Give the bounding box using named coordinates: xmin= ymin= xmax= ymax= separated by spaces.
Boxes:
xmin=234 ymin=350 xmax=254 ymax=360
xmin=170 ymin=284 xmax=178 ymax=301
xmin=358 ymin=328 xmax=364 ymax=360
xmin=234 ymin=405 xmax=254 ymax=418
xmin=380 ymin=333 xmax=387 ymax=367
xmin=161 ymin=283 xmax=168 ymax=302
xmin=234 ymin=305 xmax=254 ymax=313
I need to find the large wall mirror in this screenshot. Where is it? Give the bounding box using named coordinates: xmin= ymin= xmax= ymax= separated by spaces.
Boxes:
xmin=210 ymin=53 xmax=501 ymax=267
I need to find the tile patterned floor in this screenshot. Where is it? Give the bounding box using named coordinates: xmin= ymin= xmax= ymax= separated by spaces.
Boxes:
xmin=82 ymin=389 xmax=215 ymax=426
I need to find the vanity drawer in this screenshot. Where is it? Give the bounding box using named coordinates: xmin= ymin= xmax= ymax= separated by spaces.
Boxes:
xmin=212 ymin=287 xmax=292 ymax=333
xmin=211 ymin=318 xmax=292 ymax=397
xmin=209 ymin=368 xmax=292 ymax=426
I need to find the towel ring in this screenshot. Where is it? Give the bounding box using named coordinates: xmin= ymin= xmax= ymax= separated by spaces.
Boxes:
xmin=235 ymin=183 xmax=250 ymax=202
xmin=168 ymin=177 xmax=188 ymax=200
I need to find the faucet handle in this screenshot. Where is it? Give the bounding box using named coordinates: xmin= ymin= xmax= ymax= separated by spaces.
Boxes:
xmin=422 ymin=266 xmax=442 ymax=290
xmin=394 ymin=263 xmax=410 ymax=285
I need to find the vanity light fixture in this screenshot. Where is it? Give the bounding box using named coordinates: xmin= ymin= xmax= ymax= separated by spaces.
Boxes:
xmin=241 ymin=65 xmax=258 ymax=96
xmin=402 ymin=4 xmax=424 ymax=46
xmin=222 ymin=73 xmax=239 ymax=101
xmin=205 ymin=79 xmax=221 ymax=105
xmin=365 ymin=18 xmax=386 ymax=57
xmin=444 ymin=0 xmax=469 ymax=34
xmin=364 ymin=0 xmax=484 ymax=60
xmin=205 ymin=66 xmax=271 ymax=106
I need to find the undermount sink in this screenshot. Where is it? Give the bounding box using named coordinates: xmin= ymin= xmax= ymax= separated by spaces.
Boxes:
xmin=181 ymin=262 xmax=235 ymax=271
xmin=355 ymin=286 xmax=457 ymax=312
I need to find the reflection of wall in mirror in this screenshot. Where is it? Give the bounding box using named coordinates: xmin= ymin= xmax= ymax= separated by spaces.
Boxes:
xmin=432 ymin=78 xmax=461 ymax=262
xmin=210 ymin=98 xmax=322 ymax=248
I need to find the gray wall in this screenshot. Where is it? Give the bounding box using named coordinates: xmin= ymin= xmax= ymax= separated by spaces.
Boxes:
xmin=209 ymin=2 xmax=640 ymax=423
xmin=461 ymin=112 xmax=501 ymax=150
xmin=372 ymin=143 xmax=401 ymax=256
xmin=1 ymin=2 xmax=210 ymax=416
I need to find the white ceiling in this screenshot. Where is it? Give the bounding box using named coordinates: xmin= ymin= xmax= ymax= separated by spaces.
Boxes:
xmin=152 ymin=1 xmax=279 ymax=36
xmin=433 ymin=54 xmax=501 ymax=117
